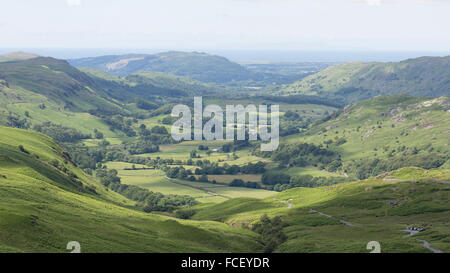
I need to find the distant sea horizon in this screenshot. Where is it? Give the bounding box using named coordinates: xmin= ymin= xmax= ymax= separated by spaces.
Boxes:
xmin=0 ymin=48 xmax=449 ymax=63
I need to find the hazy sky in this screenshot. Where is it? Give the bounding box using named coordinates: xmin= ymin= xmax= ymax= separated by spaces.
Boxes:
xmin=1 ymin=0 xmax=449 ymax=52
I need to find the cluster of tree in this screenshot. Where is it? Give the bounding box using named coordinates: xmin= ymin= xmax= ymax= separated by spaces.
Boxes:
xmin=252 ymin=215 xmax=287 ymax=253
xmin=283 ymin=110 xmax=301 ymax=121
xmin=33 ymin=122 xmax=91 ymax=143
xmin=279 ymin=125 xmax=301 ymax=137
xmin=46 ymin=157 xmax=97 ymax=194
xmin=198 ymin=145 xmax=209 ymax=151
xmin=229 ymin=179 xmax=261 ymax=189
xmin=347 ymin=152 xmax=448 ymax=179
xmin=6 ymin=115 xmax=29 ymax=129
xmin=101 ymin=114 xmax=137 ymax=137
xmin=165 ymin=166 xmax=190 ymax=179
xmin=190 ymin=150 xmax=200 ymax=158
xmin=96 ymin=168 xmax=197 ymax=212
xmin=256 ymin=95 xmax=344 ymax=108
xmin=150 ymin=125 xmax=169 ymax=135
xmin=64 ymin=143 xmax=152 ymax=170
xmin=323 ymin=159 xmax=343 ymax=172
xmin=135 ymin=98 xmax=158 ymax=110
xmin=222 ymin=139 xmax=251 ymax=153
xmin=125 ymin=140 xmax=159 ymax=155
xmin=262 ymin=143 xmax=336 ymax=167
xmin=262 ymin=171 xmax=350 ymax=191
xmin=164 ymin=164 xmax=264 ymax=189
xmin=318 ymin=108 xmax=344 ymax=124
xmin=276 ymin=175 xmax=350 ymax=191
xmin=174 ymin=209 xmax=196 ymax=219
xmin=87 ymin=105 xmax=125 ymax=117
xmin=137 ymin=124 xmax=173 ymax=145
xmin=261 ymin=173 xmax=291 ymax=186
xmin=161 ymin=116 xmax=176 ymax=125
xmin=279 ymin=110 xmax=313 ymax=137
xmin=93 ymin=129 xmax=104 ymax=139
xmin=191 ymin=161 xmax=265 ymax=175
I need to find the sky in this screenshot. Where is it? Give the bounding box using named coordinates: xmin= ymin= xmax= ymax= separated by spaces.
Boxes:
xmin=0 ymin=0 xmax=449 ymax=59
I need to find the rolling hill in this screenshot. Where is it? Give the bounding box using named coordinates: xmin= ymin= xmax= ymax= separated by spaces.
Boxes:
xmin=1 ymin=50 xmax=449 ymax=254
xmin=285 ymin=95 xmax=450 ymax=179
xmin=0 ymin=55 xmax=211 ymax=138
xmin=192 ymin=167 xmax=450 ymax=253
xmin=0 ymin=57 xmax=126 ymax=114
xmin=69 ymin=51 xmax=257 ymax=83
xmin=80 ymin=67 xmax=222 ymax=97
xmin=279 ymin=56 xmax=450 ymax=103
xmin=1 ymin=124 xmax=448 ymax=252
xmin=0 ymin=126 xmax=262 ymax=252
xmin=0 ymin=52 xmax=39 ymax=62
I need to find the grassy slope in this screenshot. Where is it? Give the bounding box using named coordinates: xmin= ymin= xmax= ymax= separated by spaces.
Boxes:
xmin=0 ymin=57 xmax=126 ymax=113
xmin=280 ymin=56 xmax=450 ymax=103
xmin=0 ymin=126 xmax=262 ymax=253
xmin=80 ymin=67 xmax=220 ymax=97
xmin=193 ymin=167 xmax=450 ymax=253
xmin=0 ymin=58 xmax=128 ymax=137
xmin=126 ymin=71 xmax=222 ymax=95
xmin=0 ymin=82 xmax=119 ymax=138
xmin=285 ymin=95 xmax=450 ymax=175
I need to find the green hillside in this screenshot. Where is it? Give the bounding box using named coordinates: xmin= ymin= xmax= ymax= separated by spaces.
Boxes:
xmin=0 ymin=57 xmax=126 ymax=114
xmin=193 ymin=167 xmax=450 ymax=253
xmin=284 ymin=95 xmax=450 ymax=179
xmin=80 ymin=67 xmax=222 ymax=97
xmin=279 ymin=56 xmax=450 ymax=103
xmin=0 ymin=126 xmax=262 ymax=252
xmin=69 ymin=51 xmax=256 ymax=83
xmin=1 ymin=51 xmax=449 ymax=254
xmin=126 ymin=71 xmax=223 ymax=95
xmin=0 ymin=58 xmax=134 ymax=139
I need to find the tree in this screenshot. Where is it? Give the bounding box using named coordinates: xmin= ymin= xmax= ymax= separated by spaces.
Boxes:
xmin=190 ymin=150 xmax=198 ymax=158
xmin=151 ymin=126 xmax=168 ymax=135
xmin=18 ymin=145 xmax=29 ymax=154
xmin=230 ymin=179 xmax=245 ymax=187
xmin=198 ymin=174 xmax=208 ymax=182
xmin=262 ymin=173 xmax=290 ymax=185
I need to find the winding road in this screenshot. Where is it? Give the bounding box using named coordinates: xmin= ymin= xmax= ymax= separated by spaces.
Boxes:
xmin=417 ymin=239 xmax=443 ymax=253
xmin=309 ymin=209 xmax=355 ymax=227
xmin=403 ymin=229 xmax=443 ymax=253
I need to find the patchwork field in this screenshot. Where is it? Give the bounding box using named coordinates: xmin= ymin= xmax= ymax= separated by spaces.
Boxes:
xmin=0 ymin=126 xmax=262 ymax=253
xmin=105 ymin=161 xmax=276 ymax=203
xmin=1 ymin=53 xmax=449 ymax=255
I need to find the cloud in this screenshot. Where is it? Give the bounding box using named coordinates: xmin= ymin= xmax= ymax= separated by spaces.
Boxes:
xmin=362 ymin=0 xmax=448 ymax=5
xmin=67 ymin=0 xmax=81 ymax=7
xmin=366 ymin=0 xmax=382 ymax=6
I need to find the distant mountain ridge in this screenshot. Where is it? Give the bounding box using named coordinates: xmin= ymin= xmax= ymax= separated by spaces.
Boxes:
xmin=279 ymin=55 xmax=450 ymax=103
xmin=69 ymin=51 xmax=257 ymax=83
xmin=0 ymin=51 xmax=39 ymax=62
